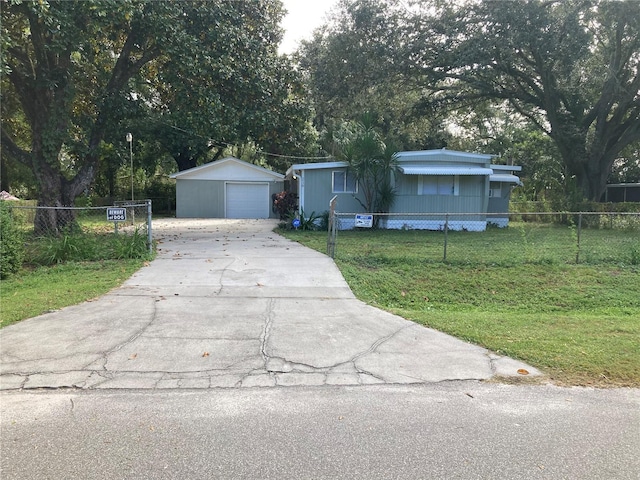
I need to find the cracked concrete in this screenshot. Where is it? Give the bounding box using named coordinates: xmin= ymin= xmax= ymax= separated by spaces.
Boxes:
xmin=0 ymin=218 xmax=541 ymax=391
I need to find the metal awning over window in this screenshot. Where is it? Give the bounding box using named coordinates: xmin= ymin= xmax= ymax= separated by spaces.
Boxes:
xmin=399 ymin=166 xmax=494 ymax=175
xmin=490 ymin=174 xmax=523 ymax=185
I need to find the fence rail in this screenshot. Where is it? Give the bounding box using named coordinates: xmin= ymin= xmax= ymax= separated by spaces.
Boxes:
xmin=5 ymin=200 xmax=153 ymax=253
xmin=327 ymin=211 xmax=640 ymax=266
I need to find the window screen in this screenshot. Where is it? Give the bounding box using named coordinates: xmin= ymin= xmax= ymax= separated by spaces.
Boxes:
xmin=333 ymin=171 xmax=357 ymax=193
xmin=421 ymin=176 xmax=455 ymax=195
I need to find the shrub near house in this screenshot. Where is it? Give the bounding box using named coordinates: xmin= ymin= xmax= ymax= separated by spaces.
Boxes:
xmin=0 ymin=203 xmax=25 ymax=279
xmin=272 ymin=191 xmax=298 ymax=220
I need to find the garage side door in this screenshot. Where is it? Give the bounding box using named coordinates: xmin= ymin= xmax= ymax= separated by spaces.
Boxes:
xmin=225 ymin=183 xmax=270 ymax=219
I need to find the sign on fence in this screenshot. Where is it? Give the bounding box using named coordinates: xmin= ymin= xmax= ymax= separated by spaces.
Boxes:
xmin=106 ymin=207 xmax=126 ymax=222
xmin=355 ymin=214 xmax=373 ymax=228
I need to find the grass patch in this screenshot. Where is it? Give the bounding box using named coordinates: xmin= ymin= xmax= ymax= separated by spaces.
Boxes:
xmin=1 ymin=218 xmax=153 ymax=328
xmin=280 ymin=226 xmax=640 ymax=387
xmin=0 ymin=260 xmax=145 ymax=328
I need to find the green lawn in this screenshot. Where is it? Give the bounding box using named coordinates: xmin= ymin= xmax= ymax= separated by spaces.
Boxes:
xmin=281 ymin=225 xmax=640 ymax=387
xmin=0 ymin=260 xmax=146 ymax=328
xmin=1 ymin=216 xmax=152 ymax=328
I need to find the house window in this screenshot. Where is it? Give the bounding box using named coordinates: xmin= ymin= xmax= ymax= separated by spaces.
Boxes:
xmin=419 ymin=175 xmax=457 ymax=195
xmin=332 ymin=170 xmax=358 ymax=193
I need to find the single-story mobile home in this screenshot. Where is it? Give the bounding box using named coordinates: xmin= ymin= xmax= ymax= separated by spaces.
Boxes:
xmin=286 ymin=149 xmax=522 ymax=230
xmin=170 ymin=157 xmax=284 ymax=219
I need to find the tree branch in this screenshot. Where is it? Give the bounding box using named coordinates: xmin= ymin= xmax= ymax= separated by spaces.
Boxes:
xmin=0 ymin=128 xmax=31 ymax=166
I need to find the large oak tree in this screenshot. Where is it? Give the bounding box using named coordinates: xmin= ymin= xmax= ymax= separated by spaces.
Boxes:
xmin=297 ymin=0 xmax=451 ymax=152
xmin=404 ymin=0 xmax=640 ymax=202
xmin=1 ymin=0 xmax=311 ymax=233
xmin=296 ymin=0 xmax=639 ymax=202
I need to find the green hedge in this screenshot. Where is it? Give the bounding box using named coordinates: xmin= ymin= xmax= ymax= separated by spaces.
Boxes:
xmin=0 ymin=203 xmax=25 ymax=279
xmin=511 ymin=200 xmax=640 ymax=213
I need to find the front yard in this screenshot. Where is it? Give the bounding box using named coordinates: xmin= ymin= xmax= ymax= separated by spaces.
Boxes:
xmin=281 ymin=225 xmax=640 ymax=387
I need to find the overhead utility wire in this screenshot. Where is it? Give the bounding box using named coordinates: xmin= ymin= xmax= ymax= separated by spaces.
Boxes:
xmin=162 ymin=122 xmax=334 ymax=161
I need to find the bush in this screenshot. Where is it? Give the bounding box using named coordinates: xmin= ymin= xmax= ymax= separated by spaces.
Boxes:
xmin=318 ymin=210 xmax=330 ymax=231
xmin=28 ymin=229 xmax=150 ymax=265
xmin=272 ymin=191 xmax=298 ymax=220
xmin=112 ymin=227 xmax=149 ymax=259
xmin=31 ymin=232 xmax=95 ymax=265
xmin=0 ymin=203 xmax=25 ymax=278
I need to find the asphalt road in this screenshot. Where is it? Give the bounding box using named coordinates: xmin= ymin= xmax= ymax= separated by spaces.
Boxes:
xmin=1 ymin=383 xmax=638 ymax=479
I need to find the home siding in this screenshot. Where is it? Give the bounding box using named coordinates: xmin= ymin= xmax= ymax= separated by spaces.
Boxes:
xmin=488 ymin=183 xmax=511 ymax=213
xmin=290 ymin=151 xmax=521 ymax=232
xmin=487 ymin=181 xmax=513 ymax=227
xmin=392 ymin=175 xmax=488 ymax=213
xmin=176 ymin=179 xmax=282 ymax=218
xmin=303 ymin=169 xmax=365 ymax=215
xmin=176 ymin=179 xmax=225 ymax=218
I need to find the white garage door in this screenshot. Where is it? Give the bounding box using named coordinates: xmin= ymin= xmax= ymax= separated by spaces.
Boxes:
xmin=225 ymin=183 xmax=270 ymax=219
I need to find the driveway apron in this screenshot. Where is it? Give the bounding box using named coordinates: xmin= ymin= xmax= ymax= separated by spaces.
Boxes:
xmin=0 ymin=219 xmax=540 ymax=390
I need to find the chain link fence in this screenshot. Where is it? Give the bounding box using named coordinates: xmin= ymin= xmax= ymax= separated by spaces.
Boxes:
xmin=328 ymin=211 xmax=640 ymax=266
xmin=4 ymin=200 xmax=153 ymax=255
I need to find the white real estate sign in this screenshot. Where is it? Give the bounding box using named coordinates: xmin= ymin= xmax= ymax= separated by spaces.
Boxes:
xmin=355 ymin=214 xmax=373 ymax=228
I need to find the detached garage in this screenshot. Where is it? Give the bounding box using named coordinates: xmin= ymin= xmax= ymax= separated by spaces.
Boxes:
xmin=170 ymin=157 xmax=284 ymax=219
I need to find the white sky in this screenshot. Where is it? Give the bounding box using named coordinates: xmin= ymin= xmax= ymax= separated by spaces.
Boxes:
xmin=279 ymin=0 xmax=340 ymax=54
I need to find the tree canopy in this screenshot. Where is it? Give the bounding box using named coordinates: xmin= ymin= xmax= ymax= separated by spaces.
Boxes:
xmin=1 ymin=0 xmax=315 ymax=232
xmin=405 ymin=0 xmax=640 ymax=201
xmin=297 ymin=0 xmax=451 ymax=151
xmin=297 ymin=0 xmax=640 ymax=202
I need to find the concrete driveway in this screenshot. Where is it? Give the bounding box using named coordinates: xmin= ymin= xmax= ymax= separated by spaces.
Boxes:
xmin=0 ymin=219 xmax=540 ymax=390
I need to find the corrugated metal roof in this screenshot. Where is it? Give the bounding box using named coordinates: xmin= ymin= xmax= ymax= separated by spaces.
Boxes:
xmin=287 ymin=161 xmax=348 ymax=174
xmin=491 ymin=164 xmax=522 ymax=172
xmin=396 ymin=149 xmax=495 ymax=161
xmin=399 ymin=166 xmax=494 ymax=175
xmin=490 ymin=174 xmax=523 ymax=185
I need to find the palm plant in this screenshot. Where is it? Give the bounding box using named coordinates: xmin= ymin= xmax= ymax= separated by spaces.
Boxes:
xmin=341 ymin=120 xmax=398 ymax=214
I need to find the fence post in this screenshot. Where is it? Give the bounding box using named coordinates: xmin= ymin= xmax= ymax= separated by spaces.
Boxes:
xmin=327 ymin=196 xmax=337 ymax=258
xmin=443 ymin=213 xmax=449 ymax=261
xmin=576 ymin=212 xmax=582 ymax=264
xmin=147 ymin=199 xmax=153 ymax=254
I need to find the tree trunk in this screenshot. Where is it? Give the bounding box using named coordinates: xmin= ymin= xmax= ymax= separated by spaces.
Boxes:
xmin=1 ymin=155 xmax=9 ymax=192
xmin=33 ymin=172 xmax=77 ymax=236
xmin=175 ymin=149 xmax=198 ymax=172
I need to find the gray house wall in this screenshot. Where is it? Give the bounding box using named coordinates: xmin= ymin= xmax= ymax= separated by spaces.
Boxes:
xmin=175 ymin=179 xmax=225 ymax=218
xmin=302 ymin=168 xmax=489 ymax=215
xmin=488 ymin=182 xmax=511 ymax=213
xmin=381 ymin=174 xmax=489 ymax=231
xmin=302 ymin=168 xmax=365 ymax=215
xmin=392 ymin=174 xmax=488 ymax=213
xmin=487 ymin=181 xmax=514 ymax=227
